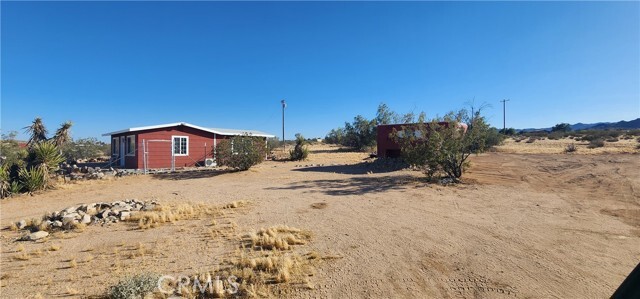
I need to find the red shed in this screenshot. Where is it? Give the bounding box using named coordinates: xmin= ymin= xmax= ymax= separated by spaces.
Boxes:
xmin=376 ymin=122 xmax=468 ymax=158
xmin=102 ymin=122 xmax=274 ymax=171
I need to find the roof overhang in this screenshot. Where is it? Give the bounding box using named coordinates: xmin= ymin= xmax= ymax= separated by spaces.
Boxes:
xmin=102 ymin=122 xmax=275 ymax=138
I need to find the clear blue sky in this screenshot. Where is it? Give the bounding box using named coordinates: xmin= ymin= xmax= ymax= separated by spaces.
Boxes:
xmin=2 ymin=1 xmax=639 ymax=141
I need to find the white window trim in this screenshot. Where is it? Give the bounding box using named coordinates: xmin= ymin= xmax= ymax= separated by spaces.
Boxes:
xmin=172 ymin=135 xmax=189 ymax=156
xmin=125 ymin=135 xmax=136 ymax=156
xmin=112 ymin=137 xmax=119 ymax=155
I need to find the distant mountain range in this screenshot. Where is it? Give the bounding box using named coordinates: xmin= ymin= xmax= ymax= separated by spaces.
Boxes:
xmin=520 ymin=118 xmax=640 ymax=132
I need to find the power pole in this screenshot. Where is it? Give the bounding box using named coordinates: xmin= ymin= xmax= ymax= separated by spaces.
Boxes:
xmin=281 ymin=99 xmax=286 ymax=152
xmin=500 ymin=99 xmax=510 ymax=133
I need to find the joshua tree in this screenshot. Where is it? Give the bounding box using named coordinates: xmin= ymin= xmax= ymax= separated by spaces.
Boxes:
xmin=24 ymin=117 xmax=48 ymax=147
xmin=53 ymin=121 xmax=73 ymax=148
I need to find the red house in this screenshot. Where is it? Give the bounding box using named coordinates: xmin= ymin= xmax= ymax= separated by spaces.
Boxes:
xmin=102 ymin=122 xmax=274 ymax=170
xmin=376 ymin=122 xmax=468 ymax=158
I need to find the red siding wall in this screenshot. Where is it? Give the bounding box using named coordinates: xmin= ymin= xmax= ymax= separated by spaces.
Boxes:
xmin=111 ymin=125 xmax=235 ymax=169
xmin=135 ymin=126 xmax=229 ymax=169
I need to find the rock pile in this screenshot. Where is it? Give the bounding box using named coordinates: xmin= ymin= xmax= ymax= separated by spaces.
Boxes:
xmin=16 ymin=199 xmax=159 ymax=232
xmin=59 ymin=163 xmax=109 ymax=180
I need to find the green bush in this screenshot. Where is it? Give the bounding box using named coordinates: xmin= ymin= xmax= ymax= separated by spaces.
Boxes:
xmin=393 ymin=108 xmax=496 ymax=181
xmin=289 ymin=134 xmax=309 ymax=161
xmin=18 ymin=165 xmax=47 ymax=192
xmin=215 ymin=135 xmax=266 ymax=171
xmin=289 ymin=133 xmax=309 ymax=161
xmin=108 ymin=273 xmax=159 ymax=299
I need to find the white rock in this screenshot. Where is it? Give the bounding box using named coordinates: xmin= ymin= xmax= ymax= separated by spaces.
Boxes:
xmin=81 ymin=214 xmax=92 ymax=224
xmin=62 ymin=214 xmax=78 ymax=226
xmin=28 ymin=231 xmax=49 ymax=241
xmin=16 ymin=220 xmax=27 ymax=229
xmin=120 ymin=212 xmax=131 ymax=221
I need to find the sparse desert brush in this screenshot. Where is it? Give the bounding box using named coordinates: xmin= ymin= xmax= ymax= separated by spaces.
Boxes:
xmin=129 ymin=202 xmax=235 ymax=229
xmin=587 ymin=138 xmax=605 ymax=149
xmin=8 ymin=222 xmax=18 ymax=231
xmin=246 ymin=226 xmax=312 ymax=251
xmin=224 ymin=200 xmax=248 ymax=209
xmin=108 ymin=273 xmax=160 ymax=299
xmin=565 ymin=143 xmax=577 ymax=153
xmin=69 ymin=259 xmax=78 ymax=268
xmin=16 ymin=244 xmax=25 ymax=252
xmin=526 ymin=137 xmax=536 ymax=143
xmin=48 ymin=244 xmax=61 ymax=251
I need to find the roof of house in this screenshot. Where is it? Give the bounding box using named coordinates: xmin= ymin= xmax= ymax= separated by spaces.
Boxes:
xmin=102 ymin=122 xmax=275 ymax=138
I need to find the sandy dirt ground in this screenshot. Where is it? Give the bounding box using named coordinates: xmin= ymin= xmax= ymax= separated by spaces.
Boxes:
xmin=1 ymin=144 xmax=639 ymax=298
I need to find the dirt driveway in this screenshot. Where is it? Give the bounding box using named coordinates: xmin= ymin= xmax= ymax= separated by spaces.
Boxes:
xmin=1 ymin=149 xmax=638 ymax=298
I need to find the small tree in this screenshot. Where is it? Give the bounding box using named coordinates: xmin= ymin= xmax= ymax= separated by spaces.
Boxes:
xmin=289 ymin=133 xmax=309 ymax=161
xmin=551 ymin=123 xmax=572 ymax=132
xmin=215 ymin=135 xmax=266 ymax=171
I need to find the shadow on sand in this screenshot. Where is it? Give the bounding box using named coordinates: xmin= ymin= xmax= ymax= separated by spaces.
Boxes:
xmin=291 ymin=162 xmax=404 ymax=175
xmin=151 ymin=169 xmax=233 ymax=180
xmin=265 ymin=174 xmax=420 ymax=196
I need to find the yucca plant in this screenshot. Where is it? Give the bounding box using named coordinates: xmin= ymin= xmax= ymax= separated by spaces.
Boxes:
xmin=18 ymin=166 xmax=47 ymax=193
xmin=32 ymin=141 xmax=65 ymax=171
xmin=8 ymin=181 xmax=22 ymax=195
xmin=0 ymin=164 xmax=10 ymax=198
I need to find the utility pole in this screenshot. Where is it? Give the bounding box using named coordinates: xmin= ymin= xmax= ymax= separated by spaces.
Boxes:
xmin=500 ymin=99 xmax=510 ymax=133
xmin=281 ymin=99 xmax=286 ymax=153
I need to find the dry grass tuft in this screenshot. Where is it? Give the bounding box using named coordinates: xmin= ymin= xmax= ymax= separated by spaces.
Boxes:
xmin=246 ymin=226 xmax=312 ymax=250
xmin=129 ymin=201 xmax=238 ymax=229
xmin=224 ymin=200 xmax=248 ymax=209
xmin=14 ymin=252 xmax=31 ymax=261
xmin=69 ymin=259 xmax=78 ymax=268
xmin=66 ymin=286 xmax=79 ymax=295
xmin=310 ymin=202 xmax=328 ymax=209
xmin=16 ymin=244 xmax=25 ymax=252
xmin=48 ymin=244 xmax=61 ymax=251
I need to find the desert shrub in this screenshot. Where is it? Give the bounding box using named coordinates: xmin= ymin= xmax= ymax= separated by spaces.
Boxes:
xmin=551 ymin=123 xmax=572 ymax=132
xmin=289 ymin=134 xmax=309 ymax=161
xmin=526 ymin=137 xmax=536 ymax=143
xmin=499 ymin=128 xmax=517 ymax=135
xmin=62 ymin=137 xmax=109 ymax=162
xmin=587 ymin=138 xmax=605 ymax=149
xmin=393 ymin=108 xmax=495 ymax=181
xmin=606 ymin=137 xmax=619 ymax=142
xmin=18 ymin=165 xmax=47 ymax=192
xmin=215 ymin=135 xmax=266 ymax=171
xmin=108 ymin=273 xmax=159 ymax=299
xmin=565 ymin=143 xmax=577 ymax=153
xmin=548 ymin=131 xmax=565 ymax=140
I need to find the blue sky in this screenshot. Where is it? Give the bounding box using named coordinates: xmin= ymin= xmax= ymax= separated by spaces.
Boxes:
xmin=2 ymin=1 xmax=639 ymax=141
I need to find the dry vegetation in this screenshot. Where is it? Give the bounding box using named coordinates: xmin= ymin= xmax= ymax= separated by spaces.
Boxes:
xmin=497 ymin=136 xmax=639 ymax=154
xmin=0 ymin=143 xmax=638 ymax=298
